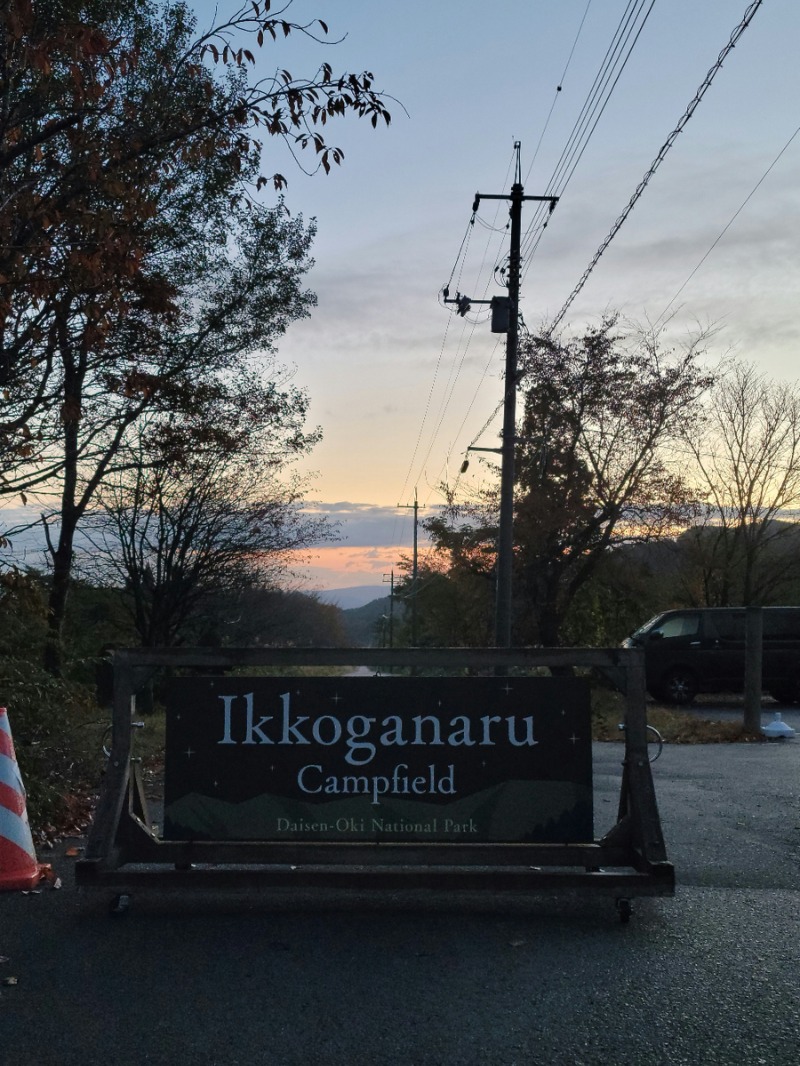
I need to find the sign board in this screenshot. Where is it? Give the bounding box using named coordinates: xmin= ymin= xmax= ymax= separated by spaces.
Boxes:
xmin=163 ymin=676 xmax=593 ymax=844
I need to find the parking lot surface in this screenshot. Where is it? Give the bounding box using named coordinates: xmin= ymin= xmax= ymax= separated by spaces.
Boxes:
xmin=2 ymin=736 xmax=798 ymax=1066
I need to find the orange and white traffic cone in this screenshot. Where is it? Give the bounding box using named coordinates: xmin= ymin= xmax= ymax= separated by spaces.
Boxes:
xmin=0 ymin=707 xmax=50 ymax=891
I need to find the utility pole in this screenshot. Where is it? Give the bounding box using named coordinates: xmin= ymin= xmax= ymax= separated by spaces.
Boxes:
xmin=397 ymin=490 xmax=419 ymax=645
xmin=382 ymin=570 xmax=395 ymax=649
xmin=465 ymin=144 xmax=557 ymax=647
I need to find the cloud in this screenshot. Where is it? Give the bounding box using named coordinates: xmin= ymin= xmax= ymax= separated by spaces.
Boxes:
xmin=301 ymin=501 xmax=438 ymax=549
xmin=291 ymin=544 xmax=410 ymax=591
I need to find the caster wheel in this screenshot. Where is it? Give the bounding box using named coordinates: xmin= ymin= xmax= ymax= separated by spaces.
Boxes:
xmin=616 ymin=898 xmax=632 ymax=924
xmin=109 ymin=893 xmax=131 ymax=916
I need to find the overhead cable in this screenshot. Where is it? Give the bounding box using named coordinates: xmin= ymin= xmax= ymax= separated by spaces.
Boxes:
xmin=396 ymin=218 xmax=474 ymax=513
xmin=524 ymin=0 xmax=594 ymax=185
xmin=443 ymin=215 xmax=476 ymax=296
xmin=425 ymin=339 xmax=504 ymax=505
xmin=520 ymin=0 xmax=656 ymax=268
xmin=446 ymin=0 xmax=654 ymax=489
xmin=653 ymin=122 xmax=800 ymax=331
xmin=440 ymin=4 xmax=649 ymax=495
xmin=548 ymin=0 xmax=765 ymax=333
xmin=407 ymin=150 xmax=516 ymax=500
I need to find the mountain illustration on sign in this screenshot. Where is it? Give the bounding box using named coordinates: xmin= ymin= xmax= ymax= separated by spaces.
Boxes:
xmin=163 ymin=778 xmax=592 ymax=842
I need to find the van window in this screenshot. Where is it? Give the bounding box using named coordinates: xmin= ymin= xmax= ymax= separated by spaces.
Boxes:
xmin=707 ymin=611 xmax=745 ymax=642
xmin=649 ymin=613 xmax=699 ymax=639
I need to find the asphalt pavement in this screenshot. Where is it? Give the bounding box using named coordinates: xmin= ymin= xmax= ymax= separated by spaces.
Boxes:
xmin=2 ymin=733 xmax=799 ymax=1066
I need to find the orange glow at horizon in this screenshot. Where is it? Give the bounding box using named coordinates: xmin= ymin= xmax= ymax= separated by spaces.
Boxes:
xmin=292 ymin=544 xmax=441 ymax=590
xmin=293 ymin=545 xmax=411 ymax=590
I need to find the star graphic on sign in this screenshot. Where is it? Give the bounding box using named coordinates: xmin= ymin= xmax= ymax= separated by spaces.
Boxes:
xmin=569 ymin=734 xmax=580 ymax=745
xmin=331 ymin=693 xmax=343 ymax=704
xmin=502 ymin=683 xmax=513 ymax=695
xmin=184 ymin=747 xmax=195 ymax=758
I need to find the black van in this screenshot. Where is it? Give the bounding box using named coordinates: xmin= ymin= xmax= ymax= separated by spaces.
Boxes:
xmin=622 ymin=607 xmax=800 ymax=704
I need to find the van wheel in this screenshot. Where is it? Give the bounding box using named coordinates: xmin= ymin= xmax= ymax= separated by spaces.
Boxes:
xmin=660 ymin=668 xmax=697 ymax=705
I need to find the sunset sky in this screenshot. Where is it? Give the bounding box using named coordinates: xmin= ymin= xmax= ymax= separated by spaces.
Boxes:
xmin=5 ymin=2 xmax=800 ymax=596
xmin=190 ymin=0 xmax=800 ymax=591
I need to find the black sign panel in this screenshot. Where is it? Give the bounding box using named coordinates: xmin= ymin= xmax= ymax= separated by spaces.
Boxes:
xmin=163 ymin=676 xmax=593 ymax=844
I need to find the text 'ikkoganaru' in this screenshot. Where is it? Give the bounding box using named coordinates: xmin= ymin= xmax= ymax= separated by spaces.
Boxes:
xmin=216 ymin=691 xmax=538 ymax=766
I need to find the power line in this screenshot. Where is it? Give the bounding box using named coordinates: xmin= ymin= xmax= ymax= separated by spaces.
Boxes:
xmin=443 ymin=214 xmax=476 ymax=295
xmin=548 ymin=0 xmax=765 ymax=333
xmin=520 ymin=0 xmax=656 ymax=268
xmin=524 ymin=0 xmax=594 ymax=186
xmin=428 ymin=205 xmax=509 ymax=439
xmin=396 ymin=212 xmax=477 ymax=512
xmin=653 ymin=123 xmax=800 ymax=331
xmin=404 ymin=151 xmax=516 ymax=501
xmin=425 ymin=4 xmax=649 ymax=499
xmin=411 ymin=0 xmax=713 ymax=510
xmin=532 ymin=0 xmax=646 ymax=200
xmin=423 ymin=339 xmax=503 ymax=506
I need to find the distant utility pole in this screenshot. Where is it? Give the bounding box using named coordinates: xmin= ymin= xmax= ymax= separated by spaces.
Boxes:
xmin=397 ymin=490 xmax=419 ymax=645
xmin=382 ymin=570 xmax=395 ymax=648
xmin=446 ymin=143 xmax=557 ymax=647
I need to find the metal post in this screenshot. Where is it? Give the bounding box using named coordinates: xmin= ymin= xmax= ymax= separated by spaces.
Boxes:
xmin=744 ymin=606 xmax=763 ymax=733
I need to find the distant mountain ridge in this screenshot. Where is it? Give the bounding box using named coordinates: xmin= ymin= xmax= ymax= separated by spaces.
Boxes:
xmin=340 ymin=595 xmax=394 ymax=646
xmin=314 ymin=585 xmax=386 ymax=610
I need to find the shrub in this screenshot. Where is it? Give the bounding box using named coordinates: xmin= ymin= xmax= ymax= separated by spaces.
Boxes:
xmin=0 ymin=572 xmax=101 ymax=834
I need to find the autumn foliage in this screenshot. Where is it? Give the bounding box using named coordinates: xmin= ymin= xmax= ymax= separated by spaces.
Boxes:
xmin=1 ymin=0 xmax=390 ymax=462
xmin=0 ymin=0 xmax=390 ymax=671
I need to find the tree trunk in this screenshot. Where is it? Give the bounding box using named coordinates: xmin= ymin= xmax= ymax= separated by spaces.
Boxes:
xmin=44 ymin=332 xmax=81 ymax=676
xmin=43 ymin=527 xmax=74 ymax=676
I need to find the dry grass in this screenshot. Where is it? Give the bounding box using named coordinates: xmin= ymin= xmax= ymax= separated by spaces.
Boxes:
xmin=591 ymin=687 xmax=765 ymax=744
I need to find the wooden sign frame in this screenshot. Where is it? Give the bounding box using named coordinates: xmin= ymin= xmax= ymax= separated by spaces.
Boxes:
xmin=76 ymin=646 xmax=674 ymax=920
